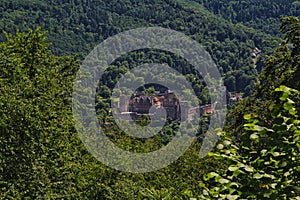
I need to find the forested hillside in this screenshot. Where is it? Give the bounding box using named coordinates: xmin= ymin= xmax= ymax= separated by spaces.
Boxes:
xmin=200 ymin=16 xmax=300 ymax=199
xmin=0 ymin=0 xmax=299 ymax=199
xmin=0 ymin=0 xmax=280 ymax=93
xmin=193 ymin=0 xmax=300 ymax=36
xmin=0 ymin=16 xmax=299 ymax=199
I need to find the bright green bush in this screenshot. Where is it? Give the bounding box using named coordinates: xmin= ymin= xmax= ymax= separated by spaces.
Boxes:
xmin=200 ymin=85 xmax=300 ymax=199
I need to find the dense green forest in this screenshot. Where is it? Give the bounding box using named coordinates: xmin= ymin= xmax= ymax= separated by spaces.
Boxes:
xmin=0 ymin=0 xmax=299 ymax=199
xmin=0 ymin=0 xmax=282 ymax=94
xmin=193 ymin=0 xmax=300 ymax=36
xmin=200 ymin=16 xmax=300 ymax=199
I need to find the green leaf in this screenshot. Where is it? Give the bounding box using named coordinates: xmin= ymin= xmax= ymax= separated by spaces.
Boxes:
xmin=261 ymin=149 xmax=268 ymax=154
xmin=279 ymin=162 xmax=287 ymax=168
xmin=183 ymin=189 xmax=193 ymax=197
xmin=218 ymin=178 xmax=230 ymax=184
xmin=287 ymin=98 xmax=295 ymax=104
xmin=208 ymin=152 xmax=216 ymax=157
xmin=228 ymin=166 xmax=239 ymax=172
xmin=233 ymin=170 xmax=242 ymax=177
xmin=284 ymin=102 xmax=293 ymax=111
xmin=256 ymin=159 xmax=264 ymax=166
xmin=253 ymin=173 xmax=263 ymax=179
xmin=229 ymin=182 xmax=239 ymax=188
xmin=280 ymin=92 xmax=289 ymax=101
xmin=272 ymin=152 xmax=280 ymax=157
xmin=208 ymin=172 xmax=219 ymax=178
xmin=226 ymin=194 xmax=240 ymax=200
xmin=253 ymin=125 xmax=265 ymax=132
xmin=250 ymin=133 xmax=259 ymax=140
xmin=199 ymin=181 xmax=206 ymax=188
xmin=289 ymin=108 xmax=296 ymax=116
xmin=243 ymin=114 xmax=252 ymax=120
xmin=223 ymin=140 xmax=231 ymax=146
xmin=204 ymin=172 xmax=220 ymax=181
xmin=275 ymin=85 xmax=290 ymax=92
xmin=244 ymin=166 xmax=254 ymax=172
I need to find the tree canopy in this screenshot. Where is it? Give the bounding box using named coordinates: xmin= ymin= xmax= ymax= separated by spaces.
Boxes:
xmin=0 ymin=1 xmax=299 ymax=199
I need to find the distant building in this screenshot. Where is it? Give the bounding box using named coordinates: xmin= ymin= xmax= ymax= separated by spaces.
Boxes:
xmin=115 ymin=90 xmax=214 ymax=121
xmin=128 ymin=90 xmax=180 ymax=120
xmin=228 ymin=92 xmax=243 ymax=104
xmin=184 ymin=104 xmax=213 ymax=121
xmin=201 ymin=104 xmax=214 ymax=114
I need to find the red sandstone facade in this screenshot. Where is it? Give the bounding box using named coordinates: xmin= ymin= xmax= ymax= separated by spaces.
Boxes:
xmin=115 ymin=90 xmax=214 ymax=121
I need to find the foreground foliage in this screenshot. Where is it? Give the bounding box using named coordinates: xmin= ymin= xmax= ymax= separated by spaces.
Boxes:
xmin=0 ymin=28 xmax=221 ymax=199
xmin=201 ymin=86 xmax=300 ymax=199
xmin=199 ymin=16 xmax=300 ymax=200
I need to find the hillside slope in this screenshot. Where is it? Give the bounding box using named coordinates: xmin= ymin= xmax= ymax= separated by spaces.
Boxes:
xmin=192 ymin=0 xmax=300 ymax=35
xmin=0 ymin=0 xmax=280 ymax=93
